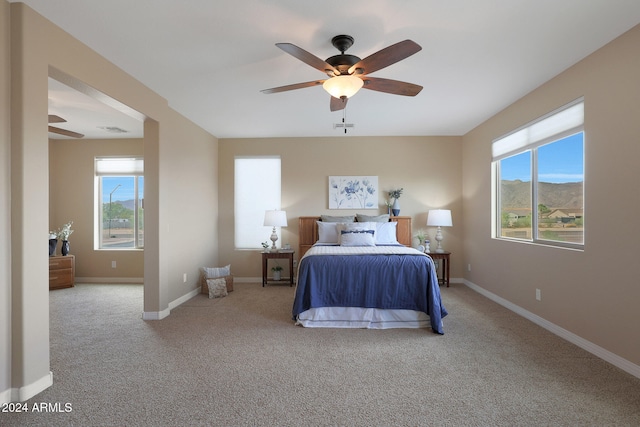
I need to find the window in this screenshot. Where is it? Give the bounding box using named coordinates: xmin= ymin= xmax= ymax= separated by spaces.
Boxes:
xmin=234 ymin=156 xmax=281 ymax=249
xmin=95 ymin=157 xmax=144 ymax=249
xmin=493 ymin=99 xmax=584 ymax=247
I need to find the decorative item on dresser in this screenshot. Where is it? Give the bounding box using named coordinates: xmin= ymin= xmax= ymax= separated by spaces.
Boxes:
xmin=49 ymin=255 xmax=75 ymax=290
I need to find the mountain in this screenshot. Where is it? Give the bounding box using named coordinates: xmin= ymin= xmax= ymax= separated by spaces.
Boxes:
xmin=500 ymin=180 xmax=583 ymax=209
xmin=114 ymin=199 xmax=137 ymax=210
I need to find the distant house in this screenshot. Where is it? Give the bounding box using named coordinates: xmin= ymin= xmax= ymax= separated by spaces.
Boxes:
xmin=548 ymin=209 xmax=569 ymax=219
xmin=547 ymin=209 xmax=583 ymax=224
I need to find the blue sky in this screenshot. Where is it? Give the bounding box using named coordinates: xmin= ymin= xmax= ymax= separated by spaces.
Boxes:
xmin=500 ymin=132 xmax=584 ymax=183
xmin=102 ymin=176 xmax=144 ymax=202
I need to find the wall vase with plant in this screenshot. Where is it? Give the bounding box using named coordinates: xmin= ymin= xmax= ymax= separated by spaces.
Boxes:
xmin=388 ymin=188 xmax=403 ymax=216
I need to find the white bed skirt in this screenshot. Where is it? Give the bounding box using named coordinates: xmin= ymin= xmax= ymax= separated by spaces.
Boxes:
xmin=295 ymin=307 xmax=438 ymax=329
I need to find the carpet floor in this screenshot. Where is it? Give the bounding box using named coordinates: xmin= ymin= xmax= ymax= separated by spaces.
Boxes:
xmin=4 ymin=282 xmax=640 ymax=426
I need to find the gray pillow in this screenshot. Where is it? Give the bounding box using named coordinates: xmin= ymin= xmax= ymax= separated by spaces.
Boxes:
xmin=356 ymin=213 xmax=390 ymax=223
xmin=321 ymin=215 xmax=355 ymax=223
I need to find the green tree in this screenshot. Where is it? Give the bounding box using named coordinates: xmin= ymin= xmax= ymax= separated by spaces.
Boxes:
xmin=103 ymin=202 xmax=134 ymax=222
xmin=538 ymin=203 xmax=551 ymax=216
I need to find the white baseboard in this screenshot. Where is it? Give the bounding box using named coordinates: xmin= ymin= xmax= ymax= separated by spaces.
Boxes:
xmin=4 ymin=371 xmax=54 ymax=402
xmin=142 ymin=287 xmax=200 ymax=320
xmin=0 ymin=387 xmax=10 ymax=404
xmin=75 ymin=277 xmax=143 ymax=284
xmin=463 ymin=279 xmax=640 ymax=380
xmin=142 ymin=307 xmax=169 ymax=320
xmin=169 ymin=288 xmax=200 ymax=310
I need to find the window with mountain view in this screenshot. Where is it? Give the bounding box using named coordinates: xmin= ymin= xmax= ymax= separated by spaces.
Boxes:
xmin=95 ymin=157 xmax=144 ymax=249
xmin=493 ymin=99 xmax=584 ymax=248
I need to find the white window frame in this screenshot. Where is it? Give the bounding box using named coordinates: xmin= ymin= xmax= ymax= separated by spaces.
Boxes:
xmin=234 ymin=156 xmax=282 ymax=250
xmin=94 ymin=157 xmax=144 ymax=250
xmin=492 ymin=98 xmax=584 ymax=249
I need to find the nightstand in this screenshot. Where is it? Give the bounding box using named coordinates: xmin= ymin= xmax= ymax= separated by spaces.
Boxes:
xmin=427 ymin=251 xmax=450 ymax=287
xmin=261 ymin=251 xmax=295 ymax=287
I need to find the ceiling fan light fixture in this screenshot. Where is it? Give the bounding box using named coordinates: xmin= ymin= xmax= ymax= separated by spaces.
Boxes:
xmin=322 ymin=75 xmax=363 ymax=99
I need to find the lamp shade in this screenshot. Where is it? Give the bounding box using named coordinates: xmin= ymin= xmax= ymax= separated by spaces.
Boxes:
xmin=322 ymin=75 xmax=364 ymax=99
xmin=427 ymin=209 xmax=452 ymax=227
xmin=263 ymin=210 xmax=288 ymax=227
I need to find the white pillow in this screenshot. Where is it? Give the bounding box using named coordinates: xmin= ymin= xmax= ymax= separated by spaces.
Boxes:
xmin=202 ymin=264 xmax=231 ymax=279
xmin=336 ymin=222 xmax=376 ymax=244
xmin=340 ymin=230 xmax=376 ymax=246
xmin=316 ymin=221 xmax=340 ymax=244
xmin=375 ymin=222 xmax=399 ymax=244
xmin=207 ymin=278 xmax=228 ymax=298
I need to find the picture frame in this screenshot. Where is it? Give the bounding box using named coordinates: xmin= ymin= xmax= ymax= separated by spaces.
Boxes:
xmin=328 ymin=176 xmax=378 ymax=209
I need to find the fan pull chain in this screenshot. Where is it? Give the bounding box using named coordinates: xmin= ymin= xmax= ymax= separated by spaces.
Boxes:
xmin=343 ymin=108 xmax=347 ymax=134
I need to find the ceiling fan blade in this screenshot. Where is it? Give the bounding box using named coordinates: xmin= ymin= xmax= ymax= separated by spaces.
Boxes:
xmin=276 ymin=43 xmax=339 ymax=76
xmin=330 ymin=96 xmax=348 ymax=112
xmin=48 ymin=126 xmax=84 ymax=138
xmin=348 ymin=40 xmax=422 ymax=75
xmin=261 ymin=80 xmax=325 ymax=94
xmin=48 ymin=114 xmax=67 ymax=123
xmin=362 ymin=77 xmax=423 ymax=96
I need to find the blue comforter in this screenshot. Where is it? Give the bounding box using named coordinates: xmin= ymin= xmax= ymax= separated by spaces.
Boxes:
xmin=292 ymin=246 xmax=448 ymax=334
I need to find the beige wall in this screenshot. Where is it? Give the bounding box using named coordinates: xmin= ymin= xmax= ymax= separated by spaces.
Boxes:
xmin=462 ymin=24 xmax=640 ymax=367
xmin=218 ymin=136 xmax=463 ymax=278
xmin=49 ymin=138 xmax=144 ymax=280
xmin=4 ymin=0 xmax=639 ymax=405
xmin=3 ymin=2 xmax=219 ymax=402
xmin=0 ymin=0 xmax=11 ymax=403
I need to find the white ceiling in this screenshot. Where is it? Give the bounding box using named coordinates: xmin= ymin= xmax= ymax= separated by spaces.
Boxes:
xmin=14 ymin=0 xmax=640 ymax=139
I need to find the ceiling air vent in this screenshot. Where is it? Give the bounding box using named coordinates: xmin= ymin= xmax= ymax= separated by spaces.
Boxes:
xmin=98 ymin=126 xmax=129 ymax=134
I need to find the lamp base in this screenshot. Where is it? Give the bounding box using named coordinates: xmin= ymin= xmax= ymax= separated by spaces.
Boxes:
xmin=270 ymin=227 xmax=279 ymax=252
xmin=434 ymin=226 xmax=444 ymax=253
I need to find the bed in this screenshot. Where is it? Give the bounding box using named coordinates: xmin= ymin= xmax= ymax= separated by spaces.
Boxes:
xmin=293 ymin=216 xmax=448 ymax=334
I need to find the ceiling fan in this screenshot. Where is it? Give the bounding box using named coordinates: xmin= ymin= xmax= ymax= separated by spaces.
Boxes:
xmin=261 ymin=35 xmax=423 ymax=111
xmin=48 ymin=114 xmax=84 ymax=138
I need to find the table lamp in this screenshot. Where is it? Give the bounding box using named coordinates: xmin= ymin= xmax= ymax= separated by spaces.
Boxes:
xmin=263 ymin=210 xmax=288 ymax=252
xmin=427 ymin=209 xmax=452 ymax=253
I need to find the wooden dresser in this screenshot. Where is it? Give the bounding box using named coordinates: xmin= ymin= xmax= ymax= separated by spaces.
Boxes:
xmin=298 ymin=216 xmax=412 ymax=258
xmin=49 ymin=255 xmax=75 ymax=290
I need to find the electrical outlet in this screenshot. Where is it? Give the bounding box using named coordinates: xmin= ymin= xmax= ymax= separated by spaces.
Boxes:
xmin=536 ymin=288 xmax=541 ymax=301
xmin=183 ymin=273 xmax=187 ymax=283
xmin=467 ymin=263 xmax=471 ymax=271
xmin=111 ymin=261 xmax=116 ymax=269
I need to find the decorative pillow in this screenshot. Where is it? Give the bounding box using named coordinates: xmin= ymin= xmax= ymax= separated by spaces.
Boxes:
xmin=336 ymin=222 xmax=376 ymax=244
xmin=316 ymin=221 xmax=340 ymax=244
xmin=202 ymin=264 xmax=231 ymax=279
xmin=356 ymin=213 xmax=390 ymax=223
xmin=375 ymin=222 xmax=399 ymax=244
xmin=340 ymin=229 xmax=376 ymax=246
xmin=320 ymin=215 xmax=355 ymax=223
xmin=207 ymin=278 xmax=228 ymax=299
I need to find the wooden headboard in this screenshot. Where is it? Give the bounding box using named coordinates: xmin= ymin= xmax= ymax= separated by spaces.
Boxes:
xmin=298 ymin=216 xmax=412 ymax=258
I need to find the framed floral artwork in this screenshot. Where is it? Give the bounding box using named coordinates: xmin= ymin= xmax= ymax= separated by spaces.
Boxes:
xmin=328 ymin=176 xmax=378 ymax=209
